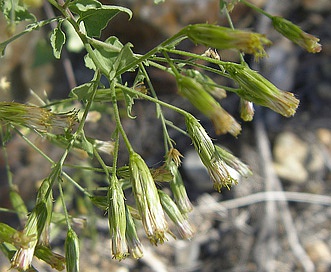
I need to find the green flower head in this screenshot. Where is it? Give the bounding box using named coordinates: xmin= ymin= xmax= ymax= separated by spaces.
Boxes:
xmin=185 ymin=114 xmax=239 ymax=192
xmin=129 ymin=152 xmax=168 ymax=245
xmin=0 ymin=102 xmax=78 ymax=133
xmin=224 ymin=63 xmax=299 ymax=117
xmin=108 ymin=175 xmax=128 ymax=260
xmin=272 ymin=16 xmax=322 ymax=53
xmin=183 ymin=23 xmax=272 ymax=60
xmin=178 ymin=75 xmax=241 ymax=136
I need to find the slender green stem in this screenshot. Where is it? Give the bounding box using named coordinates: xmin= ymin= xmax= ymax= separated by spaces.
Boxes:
xmin=87 ymin=37 xmax=122 ymax=53
xmin=14 ymin=126 xmax=92 ymax=197
xmin=139 ymin=64 xmax=173 ymax=151
xmin=58 ymin=181 xmax=71 ymax=229
xmin=0 ymin=18 xmax=59 ymax=52
xmin=115 ymin=83 xmax=188 ymax=117
xmin=111 ymin=129 xmax=120 ymax=175
xmin=93 ymin=147 xmax=110 ymax=184
xmin=0 ymin=127 xmax=13 ymax=188
xmin=63 ymin=164 xmax=106 ymax=173
xmin=76 ymin=72 xmax=101 ymax=134
xmin=241 ymin=0 xmax=273 ymax=19
xmin=148 ymin=55 xmax=233 ymax=82
xmin=222 ymin=5 xmax=246 ymax=64
xmin=111 ymin=81 xmax=134 ymax=154
xmin=163 ymin=48 xmax=235 ymax=70
xmin=43 ymin=97 xmax=76 ymax=108
xmin=48 ymin=0 xmax=62 ymax=10
xmin=53 ymin=72 xmax=100 ymax=179
xmin=13 ymin=127 xmax=55 ymax=164
xmin=62 ymin=172 xmax=92 ymax=197
xmin=115 ymin=32 xmax=186 ymax=77
xmin=162 ymin=51 xmax=181 ymax=79
xmin=0 ymin=207 xmax=21 ymax=214
xmin=133 ymin=55 xmax=236 ymax=93
xmin=164 ymin=120 xmax=188 ymax=137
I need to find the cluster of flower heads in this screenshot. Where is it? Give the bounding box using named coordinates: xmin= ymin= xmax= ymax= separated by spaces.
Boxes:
xmin=107 ymin=149 xmax=195 ymax=260
xmin=106 ymin=114 xmax=253 ymax=260
xmin=176 ymin=13 xmax=322 ymax=136
xmin=1 ymin=0 xmax=323 ymax=269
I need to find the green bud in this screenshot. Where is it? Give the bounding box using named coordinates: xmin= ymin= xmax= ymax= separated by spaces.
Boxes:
xmin=35 ymin=179 xmax=53 ymax=247
xmin=215 ymin=145 xmax=252 ymax=178
xmin=34 ymin=245 xmax=66 ymax=271
xmin=272 ymin=16 xmax=322 ymax=53
xmin=11 ymin=201 xmax=48 ymax=270
xmin=168 ymin=161 xmax=193 ymax=215
xmin=178 ymin=75 xmax=241 ymax=136
xmin=224 ymin=63 xmax=299 ymax=117
xmin=185 ymin=114 xmax=238 ymax=192
xmin=183 ymin=23 xmax=272 ymax=60
xmin=184 ymin=69 xmax=227 ymax=100
xmin=129 ymin=152 xmax=168 ymax=245
xmin=158 ymin=190 xmax=194 ymax=240
xmin=65 ymin=229 xmax=80 ymax=272
xmin=125 ymin=205 xmax=143 ymax=259
xmin=9 ymin=187 xmax=28 ymax=223
xmin=108 ymin=175 xmax=128 ymax=260
xmin=185 ymin=114 xmax=215 ymax=168
xmin=240 ymin=99 xmax=254 ymax=121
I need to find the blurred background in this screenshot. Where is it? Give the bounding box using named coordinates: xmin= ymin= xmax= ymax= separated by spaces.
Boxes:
xmin=0 ymin=0 xmax=331 ymax=271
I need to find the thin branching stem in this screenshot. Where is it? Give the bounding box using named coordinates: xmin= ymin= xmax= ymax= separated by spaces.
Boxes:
xmin=111 ymin=81 xmax=134 ymax=154
xmin=138 ymin=64 xmax=173 ymax=152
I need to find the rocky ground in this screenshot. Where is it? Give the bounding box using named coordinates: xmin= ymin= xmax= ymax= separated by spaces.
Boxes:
xmin=1 ymin=0 xmax=331 ymax=271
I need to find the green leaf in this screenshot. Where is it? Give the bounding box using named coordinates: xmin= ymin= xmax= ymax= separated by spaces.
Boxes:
xmin=50 ymin=22 xmax=66 ymax=59
xmin=0 ymin=18 xmax=59 ymax=57
xmin=84 ymin=36 xmax=137 ymax=79
xmin=109 ymin=42 xmax=136 ymax=79
xmin=69 ymin=82 xmax=95 ymax=101
xmin=118 ymin=83 xmax=148 ymax=119
xmin=68 ymin=0 xmax=132 ymax=38
xmin=77 ymin=131 xmax=94 ymax=157
xmin=70 ymin=85 xmax=127 ymax=102
xmin=84 ymin=36 xmax=123 ymax=74
xmin=122 ymin=87 xmax=136 ymax=119
xmin=0 ymin=0 xmax=36 ymax=24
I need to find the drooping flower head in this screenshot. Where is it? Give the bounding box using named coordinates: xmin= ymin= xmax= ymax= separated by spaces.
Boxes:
xmin=224 ymin=63 xmax=299 ymax=117
xmin=125 ymin=205 xmax=144 ymax=259
xmin=182 ymin=23 xmax=272 ymax=60
xmin=240 ymin=99 xmax=255 ymax=121
xmin=272 ymin=16 xmax=322 ymax=53
xmin=158 ymin=190 xmax=194 ymax=240
xmin=185 ymin=114 xmax=239 ymax=192
xmin=108 ymin=175 xmax=128 ymax=260
xmin=177 ymin=75 xmax=241 ymax=136
xmin=129 ymin=152 xmax=168 ymax=245
xmin=11 ymin=201 xmax=48 ymax=270
xmin=65 ymin=229 xmax=80 ymax=272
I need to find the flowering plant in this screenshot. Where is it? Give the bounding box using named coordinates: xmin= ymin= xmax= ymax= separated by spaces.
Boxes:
xmin=0 ymin=0 xmax=321 ymax=270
